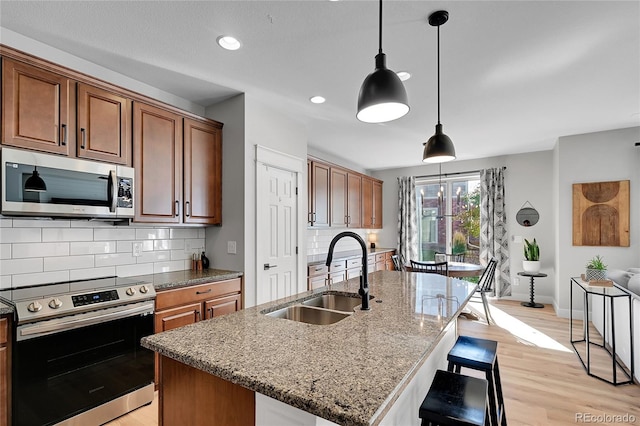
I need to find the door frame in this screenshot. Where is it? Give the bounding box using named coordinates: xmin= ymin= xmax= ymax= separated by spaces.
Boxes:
xmin=255 ymin=145 xmax=306 ymax=302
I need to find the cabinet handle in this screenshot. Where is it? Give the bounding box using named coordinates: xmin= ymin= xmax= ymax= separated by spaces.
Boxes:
xmin=308 ymin=212 xmax=313 ymax=224
xmin=60 ymin=124 xmax=67 ymax=146
xmin=313 ymin=212 xmax=316 ymax=222
xmin=80 ymin=128 xmax=86 ymax=149
xmin=196 ymin=289 xmax=212 ymax=295
xmin=196 ymin=310 xmax=201 ymax=321
xmin=185 ymin=201 xmax=191 ymax=217
xmin=175 ymin=200 xmax=180 ymax=217
xmin=208 ymin=307 xmax=214 ymax=318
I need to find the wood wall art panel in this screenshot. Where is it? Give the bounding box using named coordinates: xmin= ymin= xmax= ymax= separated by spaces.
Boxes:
xmin=572 ymin=180 xmax=630 ymax=246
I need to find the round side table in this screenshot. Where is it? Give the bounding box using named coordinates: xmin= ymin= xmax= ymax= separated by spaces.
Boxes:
xmin=518 ymin=271 xmax=546 ymax=308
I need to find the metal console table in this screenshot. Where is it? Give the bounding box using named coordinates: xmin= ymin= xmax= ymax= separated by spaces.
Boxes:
xmin=570 ymin=277 xmax=634 ymax=385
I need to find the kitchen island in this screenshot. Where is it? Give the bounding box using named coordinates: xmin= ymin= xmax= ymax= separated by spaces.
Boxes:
xmin=142 ymin=270 xmax=477 ymax=426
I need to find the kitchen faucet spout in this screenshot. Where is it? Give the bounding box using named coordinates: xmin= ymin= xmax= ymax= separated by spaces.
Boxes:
xmin=326 ymin=232 xmax=370 ymax=310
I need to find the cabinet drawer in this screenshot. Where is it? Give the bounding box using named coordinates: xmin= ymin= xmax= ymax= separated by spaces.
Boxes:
xmin=156 ymin=278 xmax=242 ymax=310
xmin=329 ymin=260 xmax=346 ymax=271
xmin=346 ymin=258 xmax=362 ymax=269
xmin=308 ymin=275 xmax=327 ymax=290
xmin=0 ymin=317 xmax=7 ymax=345
xmin=308 ymin=264 xmax=328 ymax=277
xmin=375 ymin=253 xmax=386 ymax=262
xmin=385 ymin=251 xmax=394 ymax=260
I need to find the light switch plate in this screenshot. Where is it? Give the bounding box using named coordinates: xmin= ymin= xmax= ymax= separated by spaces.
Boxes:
xmin=227 ymin=241 xmax=237 ymax=254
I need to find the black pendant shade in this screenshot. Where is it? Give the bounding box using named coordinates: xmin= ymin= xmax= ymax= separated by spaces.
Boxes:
xmin=356 ymin=0 xmax=409 ymax=123
xmin=422 ymin=10 xmax=456 ymax=163
xmin=24 ymin=167 xmax=47 ymax=192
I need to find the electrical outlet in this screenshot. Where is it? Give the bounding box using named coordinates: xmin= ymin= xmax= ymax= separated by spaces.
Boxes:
xmin=132 ymin=242 xmax=142 ymax=257
xmin=513 ymin=276 xmax=520 ymax=286
xmin=227 ymin=241 xmax=237 ymax=254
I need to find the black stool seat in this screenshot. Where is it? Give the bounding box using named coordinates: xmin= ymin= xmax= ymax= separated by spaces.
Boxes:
xmin=447 ymin=336 xmax=507 ymax=426
xmin=419 ymin=369 xmax=488 ymax=426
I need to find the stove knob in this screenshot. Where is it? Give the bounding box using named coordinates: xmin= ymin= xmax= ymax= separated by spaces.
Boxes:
xmin=27 ymin=301 xmax=43 ymax=313
xmin=139 ymin=285 xmax=149 ymax=294
xmin=126 ymin=287 xmax=136 ymax=296
xmin=48 ymin=298 xmax=63 ymax=309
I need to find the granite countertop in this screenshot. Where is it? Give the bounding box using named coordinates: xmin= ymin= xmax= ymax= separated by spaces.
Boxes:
xmin=0 ymin=300 xmax=13 ymax=315
xmin=142 ymin=270 xmax=476 ymax=426
xmin=132 ymin=268 xmax=244 ymax=291
xmin=307 ymin=247 xmax=395 ymax=266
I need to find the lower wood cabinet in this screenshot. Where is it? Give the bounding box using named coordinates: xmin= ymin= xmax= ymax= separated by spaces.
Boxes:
xmin=1 ymin=316 xmax=10 ymax=426
xmin=308 ymin=250 xmax=395 ymax=291
xmin=154 ymin=278 xmax=243 ymax=384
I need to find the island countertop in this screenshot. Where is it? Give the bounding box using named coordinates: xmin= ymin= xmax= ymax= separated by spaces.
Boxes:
xmin=142 ymin=270 xmax=477 ymax=426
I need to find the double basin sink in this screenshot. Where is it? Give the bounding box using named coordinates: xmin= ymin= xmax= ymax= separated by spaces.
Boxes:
xmin=263 ymin=292 xmax=372 ymax=325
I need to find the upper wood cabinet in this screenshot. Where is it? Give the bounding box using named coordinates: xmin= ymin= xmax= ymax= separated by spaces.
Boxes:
xmin=2 ymin=58 xmax=75 ymax=155
xmin=2 ymin=58 xmax=131 ymax=165
xmin=347 ymin=172 xmax=362 ymax=228
xmin=76 ymin=83 xmax=131 ymax=165
xmin=362 ymin=176 xmax=383 ymax=229
xmin=133 ymin=102 xmax=222 ymax=225
xmin=308 ymin=160 xmax=330 ymax=227
xmin=330 ymin=167 xmax=347 ymax=227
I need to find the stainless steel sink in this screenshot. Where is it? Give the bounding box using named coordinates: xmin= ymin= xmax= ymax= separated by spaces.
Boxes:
xmin=265 ymin=305 xmax=351 ymax=325
xmin=302 ymin=293 xmax=370 ymax=312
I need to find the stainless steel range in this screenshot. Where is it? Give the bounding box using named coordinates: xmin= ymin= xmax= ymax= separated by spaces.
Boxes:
xmin=1 ymin=276 xmax=156 ymax=426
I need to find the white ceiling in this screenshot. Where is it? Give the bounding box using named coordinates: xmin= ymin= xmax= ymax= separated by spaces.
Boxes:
xmin=1 ymin=1 xmax=639 ymax=170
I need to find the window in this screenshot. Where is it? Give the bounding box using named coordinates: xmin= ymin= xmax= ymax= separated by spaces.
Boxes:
xmin=416 ymin=175 xmax=480 ymax=263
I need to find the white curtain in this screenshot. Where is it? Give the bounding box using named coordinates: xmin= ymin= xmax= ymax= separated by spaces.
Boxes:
xmin=480 ymin=168 xmax=511 ymax=297
xmin=397 ymin=176 xmax=418 ymax=265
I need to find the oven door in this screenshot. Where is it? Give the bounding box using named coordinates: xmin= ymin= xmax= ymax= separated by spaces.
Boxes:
xmin=12 ymin=302 xmax=154 ymax=426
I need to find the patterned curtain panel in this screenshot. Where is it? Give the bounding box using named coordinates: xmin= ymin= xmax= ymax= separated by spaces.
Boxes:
xmin=397 ymin=176 xmax=418 ymax=266
xmin=480 ymin=168 xmax=511 ymax=297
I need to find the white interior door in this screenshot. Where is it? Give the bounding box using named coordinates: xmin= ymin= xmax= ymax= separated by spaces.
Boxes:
xmin=256 ymin=163 xmax=298 ymax=304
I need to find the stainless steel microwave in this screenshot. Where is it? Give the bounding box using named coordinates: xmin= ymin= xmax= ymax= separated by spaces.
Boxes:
xmin=1 ymin=147 xmax=134 ymax=219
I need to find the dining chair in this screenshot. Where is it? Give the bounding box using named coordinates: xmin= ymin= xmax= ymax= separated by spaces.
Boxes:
xmin=391 ymin=255 xmax=403 ymax=271
xmin=474 ymin=258 xmax=498 ymax=324
xmin=410 ymin=260 xmax=449 ymax=276
xmin=435 ymin=251 xmax=466 ymax=262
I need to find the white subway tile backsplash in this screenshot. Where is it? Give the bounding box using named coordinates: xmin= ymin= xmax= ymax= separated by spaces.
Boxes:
xmin=12 ymin=270 xmax=69 ymax=287
xmin=13 ymin=219 xmax=71 ymax=228
xmin=0 ymin=245 xmax=11 ymax=260
xmin=94 ymin=228 xmax=136 ymax=241
xmin=1 ymin=228 xmax=41 ymax=243
xmin=117 ymin=240 xmax=133 ymax=253
xmin=70 ymin=220 xmax=113 ymax=228
xmin=13 ymin=242 xmax=69 ymax=258
xmin=44 ymin=255 xmax=94 ymax=271
xmin=0 ymin=275 xmax=11 ymax=289
xmin=170 ymin=228 xmax=199 ymax=239
xmin=1 ymin=258 xmax=43 ymax=275
xmin=70 ymin=267 xmax=116 ymax=281
xmin=70 ymin=241 xmax=117 ymax=255
xmin=153 ymin=239 xmax=185 ymax=251
xmin=171 ymin=250 xmax=191 ymax=261
xmin=0 ymin=218 xmax=13 ymax=227
xmin=136 ymin=228 xmax=170 ymax=240
xmin=42 ymin=228 xmax=93 ymax=242
xmin=136 ymin=250 xmax=170 ymax=264
xmin=116 ymin=263 xmax=154 ymax=278
xmin=153 ymin=260 xmax=187 ymax=274
xmin=95 ymin=253 xmax=136 ymax=267
xmin=185 ymin=239 xmax=205 ymax=250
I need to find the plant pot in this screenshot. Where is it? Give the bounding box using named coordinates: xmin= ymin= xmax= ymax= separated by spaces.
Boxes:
xmin=586 ymin=268 xmax=607 ymax=281
xmin=522 ymin=260 xmax=541 ymax=274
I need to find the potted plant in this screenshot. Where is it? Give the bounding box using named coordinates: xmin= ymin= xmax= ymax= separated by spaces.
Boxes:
xmin=523 ymin=238 xmax=540 ymax=273
xmin=585 ymin=255 xmax=607 ymax=281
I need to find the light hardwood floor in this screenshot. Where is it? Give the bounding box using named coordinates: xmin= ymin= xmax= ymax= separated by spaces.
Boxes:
xmin=107 ymin=299 xmax=640 ymax=426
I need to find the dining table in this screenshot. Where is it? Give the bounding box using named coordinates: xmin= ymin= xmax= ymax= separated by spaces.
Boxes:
xmin=405 ymin=261 xmax=485 ymax=278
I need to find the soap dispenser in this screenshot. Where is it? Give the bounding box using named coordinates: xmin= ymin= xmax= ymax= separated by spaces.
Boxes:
xmin=201 ymin=252 xmax=210 ymax=269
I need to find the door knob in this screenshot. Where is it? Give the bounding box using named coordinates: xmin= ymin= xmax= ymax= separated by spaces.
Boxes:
xmin=264 ymin=264 xmax=278 ymax=270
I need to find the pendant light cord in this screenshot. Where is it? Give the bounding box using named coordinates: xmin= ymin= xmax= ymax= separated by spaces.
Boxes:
xmin=378 ymin=0 xmax=383 ymax=55
xmin=436 ymin=24 xmax=441 ymax=125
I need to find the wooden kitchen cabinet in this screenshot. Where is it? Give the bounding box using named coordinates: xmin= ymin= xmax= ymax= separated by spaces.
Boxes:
xmin=154 ymin=277 xmax=243 ymax=384
xmin=2 ymin=58 xmax=132 ymax=165
xmin=76 ymin=83 xmax=131 ymax=165
xmin=2 ymin=58 xmax=75 ymax=156
xmin=308 ymin=160 xmax=330 ymax=227
xmin=330 ymin=168 xmax=362 ymax=228
xmin=1 ymin=316 xmax=10 ymax=426
xmin=133 ymin=102 xmax=222 ymax=225
xmin=308 ymin=264 xmax=328 ymax=290
xmin=362 ymin=176 xmax=383 ymax=229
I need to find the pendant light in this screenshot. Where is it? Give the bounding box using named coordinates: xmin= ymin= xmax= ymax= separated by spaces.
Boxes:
xmin=423 ymin=10 xmax=456 ymax=163
xmin=356 ymin=0 xmax=409 ymax=123
xmin=24 ymin=167 xmax=47 ymax=192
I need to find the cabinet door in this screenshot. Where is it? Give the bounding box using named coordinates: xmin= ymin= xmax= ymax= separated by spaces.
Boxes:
xmin=361 ymin=177 xmax=374 ymax=228
xmin=77 ymin=83 xmax=131 ymax=165
xmin=0 ymin=346 xmax=6 ymax=426
xmin=330 ymin=167 xmax=348 ymax=227
xmin=307 ymin=160 xmax=313 ymax=225
xmin=308 ymin=275 xmax=327 ymax=291
xmin=2 ymin=58 xmax=75 ymax=155
xmin=183 ymin=118 xmax=222 ymax=225
xmin=133 ymin=102 xmax=183 ymax=223
xmin=347 ymin=173 xmax=362 ymax=228
xmin=329 ymin=271 xmax=346 ymax=285
xmin=155 ymin=303 xmax=202 ymax=332
xmin=310 ymin=162 xmax=330 ymax=227
xmin=372 ymin=180 xmax=383 ymax=229
xmin=347 ymin=268 xmax=362 ymax=280
xmin=204 ymin=294 xmax=241 ymax=319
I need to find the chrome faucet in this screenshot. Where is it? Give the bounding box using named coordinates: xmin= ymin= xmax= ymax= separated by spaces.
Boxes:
xmin=326 ymin=231 xmax=370 ymax=310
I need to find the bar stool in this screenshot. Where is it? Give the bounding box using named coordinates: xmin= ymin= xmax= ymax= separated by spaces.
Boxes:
xmin=419 ymin=369 xmax=489 ymax=426
xmin=447 ymin=336 xmax=507 ymax=426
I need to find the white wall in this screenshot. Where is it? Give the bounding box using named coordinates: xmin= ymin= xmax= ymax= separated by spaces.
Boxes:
xmin=372 ymin=151 xmax=556 ymax=304
xmin=555 ymin=126 xmax=640 ymax=317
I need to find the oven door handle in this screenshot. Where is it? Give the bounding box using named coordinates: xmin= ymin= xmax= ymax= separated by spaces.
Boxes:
xmin=17 ymin=301 xmax=154 ymax=341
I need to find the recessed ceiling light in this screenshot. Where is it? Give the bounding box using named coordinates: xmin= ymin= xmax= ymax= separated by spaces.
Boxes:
xmin=310 ymin=96 xmax=326 ymax=104
xmin=397 ymin=71 xmax=411 ymax=81
xmin=217 ymin=35 xmax=241 ymax=51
